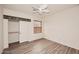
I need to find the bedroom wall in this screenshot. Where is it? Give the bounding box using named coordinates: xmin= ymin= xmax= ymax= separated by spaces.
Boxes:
xmin=3 ymin=8 xmax=43 ymax=42
xmin=43 ymin=6 xmax=79 ymax=49
xmin=0 ymin=5 xmax=3 ymax=53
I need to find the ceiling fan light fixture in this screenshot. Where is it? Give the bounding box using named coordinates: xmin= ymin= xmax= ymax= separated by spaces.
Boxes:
xmin=32 ymin=4 xmax=50 ymax=15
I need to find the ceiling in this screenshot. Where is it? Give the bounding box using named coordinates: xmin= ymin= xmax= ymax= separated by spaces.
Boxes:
xmin=3 ymin=4 xmax=78 ymax=15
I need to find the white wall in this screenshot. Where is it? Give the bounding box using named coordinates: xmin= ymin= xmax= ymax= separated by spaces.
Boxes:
xmin=0 ymin=5 xmax=3 ymax=53
xmin=8 ymin=21 xmax=19 ymax=43
xmin=3 ymin=8 xmax=43 ymax=42
xmin=44 ymin=6 xmax=79 ymax=49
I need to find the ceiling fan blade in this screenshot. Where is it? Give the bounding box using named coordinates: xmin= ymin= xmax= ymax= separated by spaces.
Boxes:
xmin=32 ymin=7 xmax=39 ymax=11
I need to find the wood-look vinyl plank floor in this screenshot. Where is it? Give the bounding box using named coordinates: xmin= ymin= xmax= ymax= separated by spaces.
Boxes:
xmin=3 ymin=38 xmax=79 ymax=54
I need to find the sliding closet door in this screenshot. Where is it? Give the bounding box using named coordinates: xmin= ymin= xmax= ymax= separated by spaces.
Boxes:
xmin=8 ymin=21 xmax=19 ymax=44
xmin=19 ymin=21 xmax=32 ymax=43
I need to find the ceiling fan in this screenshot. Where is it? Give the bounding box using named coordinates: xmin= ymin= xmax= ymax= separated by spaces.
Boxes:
xmin=32 ymin=4 xmax=50 ymax=15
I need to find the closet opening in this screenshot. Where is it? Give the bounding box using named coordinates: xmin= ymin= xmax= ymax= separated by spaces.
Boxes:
xmin=8 ymin=20 xmax=20 ymax=48
xmin=3 ymin=15 xmax=31 ymax=49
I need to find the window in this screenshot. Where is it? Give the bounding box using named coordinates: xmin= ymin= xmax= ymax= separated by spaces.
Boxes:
xmin=33 ymin=20 xmax=42 ymax=33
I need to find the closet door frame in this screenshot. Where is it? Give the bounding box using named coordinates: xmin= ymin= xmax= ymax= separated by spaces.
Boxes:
xmin=3 ymin=19 xmax=8 ymax=49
